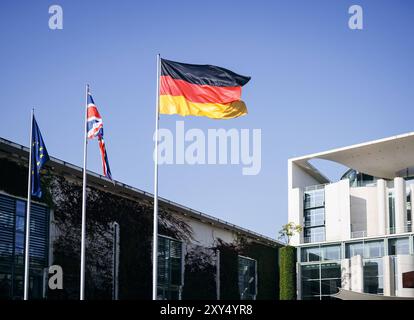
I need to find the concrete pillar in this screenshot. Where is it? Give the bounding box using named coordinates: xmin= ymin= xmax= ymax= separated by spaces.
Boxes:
xmin=394 ymin=177 xmax=407 ymax=234
xmin=396 ymin=255 xmax=414 ymax=298
xmin=289 ymin=188 xmax=303 ymax=246
xmin=296 ymin=262 xmax=302 ymax=300
xmin=350 ymin=255 xmax=363 ymax=293
xmin=383 ymin=256 xmax=395 ymax=296
xmin=341 ymin=259 xmax=351 ymax=290
xmin=377 ymin=179 xmax=387 ymax=236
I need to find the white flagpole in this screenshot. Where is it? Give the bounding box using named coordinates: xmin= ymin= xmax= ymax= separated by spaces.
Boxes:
xmin=23 ymin=108 xmax=34 ymax=300
xmin=80 ymin=84 xmax=89 ymax=300
xmin=152 ymin=54 xmax=161 ymax=300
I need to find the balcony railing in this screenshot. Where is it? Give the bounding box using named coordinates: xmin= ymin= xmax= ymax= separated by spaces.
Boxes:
xmin=350 ymin=225 xmax=413 ymax=239
xmin=303 ymin=235 xmax=326 ymax=243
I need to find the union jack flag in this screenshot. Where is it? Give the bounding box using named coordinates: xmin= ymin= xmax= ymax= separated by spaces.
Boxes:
xmin=87 ymin=90 xmax=113 ymax=180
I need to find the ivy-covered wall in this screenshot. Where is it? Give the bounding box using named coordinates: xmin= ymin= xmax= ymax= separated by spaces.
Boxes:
xmin=239 ymin=238 xmax=279 ymax=300
xmin=279 ymin=246 xmax=297 ymax=300
xmin=182 ymin=245 xmax=217 ymax=300
xmin=0 ymin=157 xmax=283 ymax=300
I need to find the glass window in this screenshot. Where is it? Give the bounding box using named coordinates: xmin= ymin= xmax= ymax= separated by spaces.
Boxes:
xmin=321 ymin=279 xmax=341 ymax=295
xmin=389 ymin=191 xmax=395 ymax=234
xmin=304 ymin=188 xmax=325 ymax=209
xmin=0 ymin=194 xmax=49 ymax=300
xmin=363 ymin=259 xmax=384 ymax=295
xmin=302 ymin=279 xmax=320 ymax=299
xmin=15 ymin=201 xmax=25 ymax=217
xmin=157 ymin=236 xmax=182 ymax=300
xmin=301 ymin=263 xmax=341 ymax=300
xmin=388 ymin=238 xmax=409 ymax=255
xmin=321 ymin=263 xmax=341 ymax=279
xmin=346 ymin=241 xmax=384 ymax=259
xmin=304 ymin=227 xmax=325 ymax=243
xmin=238 ymin=256 xmax=257 ymax=300
xmin=301 ymin=264 xmax=320 ymax=280
xmin=365 ymin=241 xmax=384 ymax=258
xmin=322 ymin=245 xmax=341 ymax=261
xmin=304 ymin=208 xmax=325 ymax=227
xmin=301 ymin=247 xmax=321 ymax=262
xmin=302 ymin=245 xmax=341 ymax=262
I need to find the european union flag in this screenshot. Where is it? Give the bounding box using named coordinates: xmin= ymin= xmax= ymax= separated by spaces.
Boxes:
xmin=31 ymin=116 xmax=49 ymax=198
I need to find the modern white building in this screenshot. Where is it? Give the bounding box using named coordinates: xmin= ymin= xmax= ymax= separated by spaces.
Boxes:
xmin=288 ymin=132 xmax=414 ymax=299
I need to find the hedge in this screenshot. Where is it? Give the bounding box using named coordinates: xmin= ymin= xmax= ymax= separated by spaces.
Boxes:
xmin=279 ymin=246 xmax=296 ymax=300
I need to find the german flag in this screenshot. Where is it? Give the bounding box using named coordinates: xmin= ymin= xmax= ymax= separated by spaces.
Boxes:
xmin=160 ymin=59 xmax=250 ymax=119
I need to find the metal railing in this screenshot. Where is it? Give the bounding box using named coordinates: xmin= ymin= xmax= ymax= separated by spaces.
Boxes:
xmin=350 ymin=225 xmax=412 ymax=239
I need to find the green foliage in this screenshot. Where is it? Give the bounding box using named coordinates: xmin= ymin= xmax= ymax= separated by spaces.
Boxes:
xmin=239 ymin=238 xmax=280 ymax=300
xmin=279 ymin=246 xmax=296 ymax=300
xmin=278 ymin=222 xmax=302 ymax=245
xmin=182 ymin=246 xmax=217 ymax=300
xmin=216 ymin=240 xmax=240 ymax=300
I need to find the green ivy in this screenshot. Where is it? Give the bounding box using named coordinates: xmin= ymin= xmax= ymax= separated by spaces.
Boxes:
xmin=239 ymin=239 xmax=279 ymax=300
xmin=279 ymin=246 xmax=296 ymax=300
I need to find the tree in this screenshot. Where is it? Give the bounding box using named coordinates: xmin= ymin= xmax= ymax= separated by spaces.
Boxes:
xmin=278 ymin=222 xmax=302 ymax=245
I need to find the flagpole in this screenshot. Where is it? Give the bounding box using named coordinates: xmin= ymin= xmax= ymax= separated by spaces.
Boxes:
xmin=23 ymin=108 xmax=34 ymax=300
xmin=152 ymin=54 xmax=161 ymax=300
xmin=80 ymin=84 xmax=89 ymax=300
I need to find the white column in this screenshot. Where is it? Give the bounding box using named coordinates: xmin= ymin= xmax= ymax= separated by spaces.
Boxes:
xmin=350 ymin=255 xmax=363 ymax=293
xmin=377 ymin=179 xmax=387 ymax=236
xmin=383 ymin=256 xmax=395 ymax=296
xmin=289 ymin=188 xmax=303 ymax=246
xmin=341 ymin=259 xmax=351 ymax=290
xmin=394 ymin=177 xmax=407 ymax=234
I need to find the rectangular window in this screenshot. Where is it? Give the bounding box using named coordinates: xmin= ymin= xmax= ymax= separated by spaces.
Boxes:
xmin=0 ymin=194 xmax=48 ymax=299
xmin=346 ymin=241 xmax=384 ymax=259
xmin=301 ymin=263 xmax=341 ymax=300
xmin=238 ymin=256 xmax=257 ymax=300
xmin=301 ymin=245 xmax=341 ymax=263
xmin=363 ymin=259 xmax=384 ymax=295
xmin=389 ymin=191 xmax=395 ymax=234
xmin=304 ymin=188 xmax=325 ymax=209
xmin=388 ymin=238 xmax=409 ymax=255
xmin=304 ymin=208 xmax=325 ymax=227
xmin=321 ymin=245 xmax=341 ymax=261
xmin=304 ymin=227 xmax=325 ymax=243
xmin=157 ymin=236 xmax=182 ymax=300
xmin=301 ymin=247 xmax=322 ymax=262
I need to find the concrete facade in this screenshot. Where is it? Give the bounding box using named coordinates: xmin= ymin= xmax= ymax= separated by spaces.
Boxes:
xmin=289 ymin=132 xmax=414 ymax=299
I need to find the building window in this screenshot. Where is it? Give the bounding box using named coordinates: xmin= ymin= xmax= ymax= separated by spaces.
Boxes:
xmin=304 ymin=208 xmax=324 ymax=227
xmin=304 ymin=187 xmax=324 ymax=209
xmin=346 ymin=241 xmax=384 ymax=259
xmin=301 ymin=245 xmax=341 ymax=263
xmin=389 ymin=191 xmax=395 ymax=234
xmin=363 ymin=259 xmax=383 ymax=295
xmin=238 ymin=256 xmax=257 ymax=300
xmin=301 ymin=263 xmax=340 ymax=300
xmin=157 ymin=236 xmax=182 ymax=300
xmin=304 ymin=227 xmax=325 ymax=243
xmin=388 ymin=238 xmax=409 ymax=255
xmin=406 ymin=193 xmax=412 ymax=232
xmin=303 ymin=186 xmax=325 ymax=243
xmin=322 ymin=245 xmax=341 ymax=261
xmin=0 ymin=194 xmax=48 ymax=299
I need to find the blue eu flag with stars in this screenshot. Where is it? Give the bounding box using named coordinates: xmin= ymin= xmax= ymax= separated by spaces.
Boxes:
xmin=31 ymin=116 xmax=49 ymax=198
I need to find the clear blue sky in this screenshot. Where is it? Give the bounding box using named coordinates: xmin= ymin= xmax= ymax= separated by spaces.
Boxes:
xmin=1 ymin=0 xmax=414 ymax=238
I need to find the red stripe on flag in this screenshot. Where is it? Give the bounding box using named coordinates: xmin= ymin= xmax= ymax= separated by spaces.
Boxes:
xmin=87 ymin=106 xmax=102 ymax=118
xmin=160 ymin=75 xmax=241 ymax=104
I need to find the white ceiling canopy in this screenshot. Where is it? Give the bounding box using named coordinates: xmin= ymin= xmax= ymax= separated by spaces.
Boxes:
xmin=291 ymin=132 xmax=414 ymax=180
